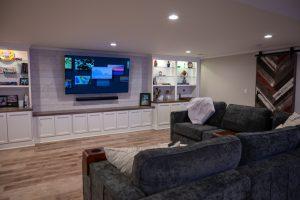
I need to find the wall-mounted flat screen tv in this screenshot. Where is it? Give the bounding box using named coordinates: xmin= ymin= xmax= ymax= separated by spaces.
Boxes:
xmin=64 ymin=55 xmax=130 ymax=94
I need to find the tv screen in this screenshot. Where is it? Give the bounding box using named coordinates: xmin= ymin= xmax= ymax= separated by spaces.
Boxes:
xmin=65 ymin=55 xmax=130 ymax=94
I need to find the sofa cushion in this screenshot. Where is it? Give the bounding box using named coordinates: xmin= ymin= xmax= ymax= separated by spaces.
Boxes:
xmin=174 ymin=122 xmax=218 ymax=141
xmin=237 ymin=126 xmax=300 ymax=165
xmin=132 ymin=136 xmax=242 ymax=195
xmin=206 ymin=102 xmax=227 ymax=127
xmin=237 ymin=153 xmax=300 ymax=200
xmin=272 ymin=111 xmax=291 ymax=129
xmin=222 ymin=104 xmax=272 ymax=132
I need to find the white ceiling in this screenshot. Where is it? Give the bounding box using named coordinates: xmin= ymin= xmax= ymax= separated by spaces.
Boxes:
xmin=1 ymin=0 xmax=300 ymax=58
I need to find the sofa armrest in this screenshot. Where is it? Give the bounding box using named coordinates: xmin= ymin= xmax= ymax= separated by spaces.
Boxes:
xmin=170 ymin=110 xmax=190 ymax=138
xmin=140 ymin=170 xmax=250 ymax=200
xmin=89 ymin=161 xmax=146 ymax=200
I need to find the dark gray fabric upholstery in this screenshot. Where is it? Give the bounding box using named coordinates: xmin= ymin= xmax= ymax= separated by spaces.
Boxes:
xmin=174 ymin=123 xmax=218 ymax=141
xmin=272 ymin=111 xmax=291 ymax=129
xmin=141 ymin=170 xmax=250 ymax=200
xmin=237 ymin=126 xmax=300 ymax=165
xmin=171 ymin=133 xmax=198 ymax=145
xmin=238 ymin=153 xmax=300 ymax=200
xmin=90 ymin=161 xmax=145 ymax=200
xmin=206 ymin=102 xmax=227 ymax=127
xmin=170 ymin=110 xmax=190 ymax=139
xmin=289 ymin=148 xmax=300 ymax=158
xmin=222 ymin=104 xmax=272 ymax=132
xmin=132 ymin=136 xmax=241 ymax=195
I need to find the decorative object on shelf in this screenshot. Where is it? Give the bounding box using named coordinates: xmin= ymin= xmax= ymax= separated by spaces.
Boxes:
xmin=161 ymin=83 xmax=171 ymax=85
xmin=0 ymin=81 xmax=18 ymax=85
xmin=181 ymin=70 xmax=188 ymax=85
xmin=20 ymin=78 xmax=29 ymax=85
xmin=0 ymin=50 xmax=15 ymax=62
xmin=167 ymin=61 xmax=170 ymax=68
xmin=24 ymin=93 xmax=29 ymax=108
xmin=3 ymin=67 xmax=17 ymax=74
xmin=21 ymin=63 xmax=28 ymax=74
xmin=188 ymin=62 xmax=193 ymax=68
xmin=154 ymin=60 xmax=158 ymax=67
xmin=153 ymin=88 xmax=161 ymax=101
xmin=7 ymin=95 xmax=18 ymax=107
xmin=140 ymin=93 xmax=151 ymax=106
xmin=158 ymin=71 xmax=163 ymax=76
xmin=153 ymin=77 xmax=157 ymax=85
xmin=0 ymin=96 xmax=8 ymax=107
xmin=0 ymin=67 xmax=3 ymax=74
xmin=164 ymin=90 xmax=172 ymax=101
xmin=18 ymin=99 xmax=24 ymax=108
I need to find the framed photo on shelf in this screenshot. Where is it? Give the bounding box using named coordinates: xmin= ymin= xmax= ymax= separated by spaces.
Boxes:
xmin=7 ymin=95 xmax=18 ymax=107
xmin=0 ymin=96 xmax=7 ymax=107
xmin=140 ymin=93 xmax=151 ymax=106
xmin=19 ymin=78 xmax=29 ymax=85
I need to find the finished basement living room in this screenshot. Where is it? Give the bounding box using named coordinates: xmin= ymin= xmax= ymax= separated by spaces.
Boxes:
xmin=1 ymin=1 xmax=300 ymax=200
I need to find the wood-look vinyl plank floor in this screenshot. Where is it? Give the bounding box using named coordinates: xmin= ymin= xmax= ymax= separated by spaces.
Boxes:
xmin=0 ymin=129 xmax=170 ymax=200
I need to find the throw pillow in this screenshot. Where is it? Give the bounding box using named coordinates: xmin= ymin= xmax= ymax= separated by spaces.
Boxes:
xmin=187 ymin=97 xmax=215 ymax=124
xmin=104 ymin=142 xmax=183 ymax=176
xmin=276 ymin=112 xmax=300 ymax=129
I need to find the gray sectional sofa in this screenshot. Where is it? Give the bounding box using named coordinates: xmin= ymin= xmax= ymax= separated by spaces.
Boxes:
xmin=84 ymin=103 xmax=300 ymax=200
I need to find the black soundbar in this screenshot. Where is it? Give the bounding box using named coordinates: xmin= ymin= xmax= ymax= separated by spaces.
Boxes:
xmin=76 ymin=96 xmax=118 ymax=101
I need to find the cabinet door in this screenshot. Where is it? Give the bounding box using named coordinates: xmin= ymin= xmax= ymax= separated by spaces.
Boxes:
xmin=117 ymin=111 xmax=129 ymax=129
xmin=129 ymin=110 xmax=142 ymax=128
xmin=38 ymin=116 xmax=55 ymax=138
xmin=170 ymin=103 xmax=182 ymax=112
xmin=88 ymin=113 xmax=102 ymax=132
xmin=103 ymin=112 xmax=117 ymax=131
xmin=73 ymin=114 xmax=88 ymax=134
xmin=0 ymin=113 xmax=8 ymax=144
xmin=7 ymin=112 xmax=32 ymax=142
xmin=55 ymin=115 xmax=72 ymax=136
xmin=157 ymin=104 xmax=171 ymax=125
xmin=181 ymin=102 xmax=189 ymax=111
xmin=142 ymin=109 xmax=152 ymax=126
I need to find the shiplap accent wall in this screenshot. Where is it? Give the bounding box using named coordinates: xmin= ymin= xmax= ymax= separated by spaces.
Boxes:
xmin=30 ymin=48 xmax=151 ymax=111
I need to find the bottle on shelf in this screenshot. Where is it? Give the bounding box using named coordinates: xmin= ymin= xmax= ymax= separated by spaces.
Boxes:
xmin=24 ymin=93 xmax=29 ymax=108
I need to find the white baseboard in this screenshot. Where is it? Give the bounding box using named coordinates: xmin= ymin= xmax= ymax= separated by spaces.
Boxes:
xmin=0 ymin=140 xmax=35 ymax=150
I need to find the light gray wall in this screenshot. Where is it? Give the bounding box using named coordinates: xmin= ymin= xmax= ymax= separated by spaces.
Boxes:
xmin=295 ymin=52 xmax=300 ymax=112
xmin=30 ymin=48 xmax=151 ymax=111
xmin=200 ymin=53 xmax=257 ymax=106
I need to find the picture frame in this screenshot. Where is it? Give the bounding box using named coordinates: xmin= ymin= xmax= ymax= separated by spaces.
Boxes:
xmin=140 ymin=93 xmax=151 ymax=106
xmin=7 ymin=95 xmax=19 ymax=107
xmin=20 ymin=78 xmax=29 ymax=85
xmin=0 ymin=96 xmax=7 ymax=107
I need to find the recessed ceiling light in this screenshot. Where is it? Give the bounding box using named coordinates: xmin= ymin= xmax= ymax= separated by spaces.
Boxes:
xmin=110 ymin=42 xmax=117 ymax=47
xmin=264 ymin=34 xmax=272 ymax=39
xmin=185 ymin=50 xmax=191 ymax=54
xmin=168 ymin=14 xmax=179 ymax=21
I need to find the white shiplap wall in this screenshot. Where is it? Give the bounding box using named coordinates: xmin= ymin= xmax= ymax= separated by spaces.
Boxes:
xmin=30 ymin=48 xmax=150 ymax=111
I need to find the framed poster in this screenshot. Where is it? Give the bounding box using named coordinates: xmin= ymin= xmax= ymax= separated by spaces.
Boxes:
xmin=255 ymin=50 xmax=297 ymax=113
xmin=140 ymin=93 xmax=151 ymax=106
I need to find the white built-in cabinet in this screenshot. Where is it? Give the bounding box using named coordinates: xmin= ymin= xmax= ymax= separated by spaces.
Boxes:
xmin=153 ymin=102 xmax=188 ymax=130
xmin=103 ymin=112 xmax=117 ymax=131
xmin=0 ymin=113 xmax=8 ymax=144
xmin=73 ymin=114 xmax=88 ymax=134
xmin=0 ymin=111 xmax=33 ymax=149
xmin=7 ymin=112 xmax=32 ymax=142
xmin=35 ymin=108 xmax=154 ymax=143
xmin=88 ymin=113 xmax=102 ymax=132
xmin=55 ymin=115 xmax=72 ymax=135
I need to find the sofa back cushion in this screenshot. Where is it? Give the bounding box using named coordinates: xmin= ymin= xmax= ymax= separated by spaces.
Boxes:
xmin=222 ymin=104 xmax=272 ymax=132
xmin=206 ymin=102 xmax=227 ymax=127
xmin=131 ymin=136 xmax=241 ymax=195
xmin=272 ymin=111 xmax=291 ymax=129
xmin=237 ymin=126 xmax=300 ymax=165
